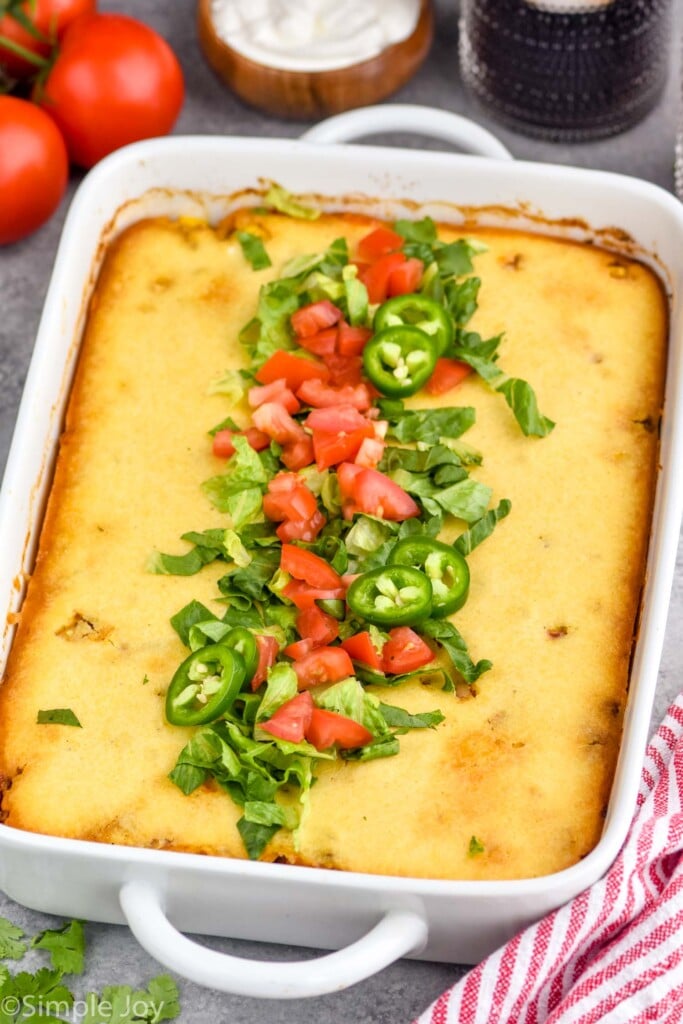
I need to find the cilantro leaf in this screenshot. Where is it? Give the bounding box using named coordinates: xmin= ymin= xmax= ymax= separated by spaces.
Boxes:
xmin=0 ymin=919 xmax=26 ymax=961
xmin=143 ymin=976 xmax=181 ymax=1023
xmin=235 ymin=230 xmax=271 ymax=270
xmin=0 ymin=967 xmax=73 ymax=1023
xmin=36 ymin=709 xmax=81 ymax=728
xmin=31 ymin=920 xmax=85 ymax=975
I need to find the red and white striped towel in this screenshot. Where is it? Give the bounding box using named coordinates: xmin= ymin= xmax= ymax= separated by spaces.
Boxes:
xmin=414 ymin=696 xmax=683 ymax=1024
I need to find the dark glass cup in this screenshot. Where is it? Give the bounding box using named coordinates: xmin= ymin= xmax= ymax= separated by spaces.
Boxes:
xmin=459 ymin=0 xmax=673 ymax=141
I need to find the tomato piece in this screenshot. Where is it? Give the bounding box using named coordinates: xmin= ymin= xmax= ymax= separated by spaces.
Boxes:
xmin=336 ymin=461 xmax=364 ymax=518
xmin=256 ymin=350 xmax=330 ymax=390
xmin=337 ymin=322 xmax=373 ymax=357
xmin=305 ymin=708 xmax=373 ymax=751
xmin=0 ymin=97 xmax=68 ymax=246
xmin=341 ymin=632 xmax=384 ymax=670
xmin=360 ymin=252 xmax=407 ymax=304
xmin=293 ymin=647 xmax=355 ymax=690
xmin=212 ymin=427 xmax=270 ymax=459
xmin=248 ymin=379 xmax=300 ymax=413
xmin=298 ymin=379 xmax=372 ymax=411
xmin=263 ymin=476 xmax=318 ymax=522
xmin=354 ymin=437 xmax=385 ymax=469
xmin=282 ymin=580 xmax=346 ymax=610
xmin=426 ymin=357 xmax=473 ymax=396
xmin=259 ymin=691 xmax=313 ymax=743
xmin=251 ymin=634 xmax=280 ymax=690
xmin=306 ymin=405 xmax=372 ymax=433
xmin=338 ymin=464 xmax=420 ymax=521
xmin=387 ymin=257 xmax=424 ymax=297
xmin=357 ymin=227 xmax=404 ymax=261
xmin=280 ymin=436 xmax=315 ymax=471
xmin=312 ymin=428 xmax=374 ymax=471
xmin=283 ymin=638 xmax=315 ymax=661
xmin=323 ymin=353 xmax=364 ymax=387
xmin=252 ymin=402 xmax=306 ymax=446
xmin=296 ymin=605 xmax=339 ymax=646
xmin=296 ymin=327 xmax=338 ymax=357
xmin=276 ymin=510 xmax=326 ymax=543
xmin=281 ymin=544 xmax=342 ymax=589
xmin=291 ymin=300 xmax=342 ymax=338
xmin=382 ymin=627 xmax=434 ymax=674
xmin=0 ymin=0 xmax=96 ymax=79
xmin=39 ymin=13 xmax=184 ymax=168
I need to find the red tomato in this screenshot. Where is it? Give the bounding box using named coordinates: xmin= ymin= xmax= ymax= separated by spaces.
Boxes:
xmin=252 ymin=402 xmax=306 ymax=446
xmin=298 ymin=379 xmax=372 ymax=411
xmin=282 ymin=580 xmax=346 ymax=610
xmin=251 ymin=634 xmax=279 ymax=690
xmin=382 ymin=627 xmax=434 ymax=674
xmin=426 ymin=357 xmax=473 ymax=396
xmin=296 ymin=605 xmax=339 ymax=646
xmin=323 ymin=353 xmax=364 ymax=387
xmin=337 ymin=322 xmax=372 ymax=357
xmin=280 ymin=436 xmax=315 ymax=471
xmin=283 ymin=638 xmax=315 ymax=661
xmin=337 ymin=464 xmax=419 ymax=521
xmin=259 ymin=692 xmax=313 ymax=744
xmin=0 ymin=0 xmax=95 ymax=79
xmin=387 ymin=257 xmax=424 ymax=297
xmin=312 ymin=428 xmax=372 ymax=471
xmin=305 ymin=708 xmax=373 ymax=751
xmin=306 ymin=405 xmax=371 ymax=433
xmin=280 ymin=545 xmax=342 ymax=590
xmin=263 ymin=475 xmax=318 ymax=522
xmin=248 ymin=378 xmax=300 ymax=413
xmin=211 ymin=426 xmax=270 ymax=459
xmin=354 ymin=436 xmax=385 ymax=469
xmin=293 ymin=647 xmax=354 ymax=689
xmin=341 ymin=632 xmax=384 ymax=671
xmin=276 ymin=509 xmax=326 ymax=543
xmin=357 ymin=226 xmax=403 ymax=261
xmin=291 ymin=300 xmax=342 ymax=338
xmin=0 ymin=96 xmax=68 ymax=245
xmin=296 ymin=327 xmax=337 ymax=357
xmin=256 ymin=350 xmax=330 ymax=390
xmin=360 ymin=252 xmax=407 ymax=304
xmin=39 ymin=14 xmax=184 ymax=168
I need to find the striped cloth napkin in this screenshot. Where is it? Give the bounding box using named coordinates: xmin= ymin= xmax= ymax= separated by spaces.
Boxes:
xmin=414 ymin=695 xmax=683 ymax=1024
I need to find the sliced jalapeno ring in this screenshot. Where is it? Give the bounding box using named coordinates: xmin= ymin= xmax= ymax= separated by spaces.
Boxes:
xmin=221 ymin=627 xmax=258 ymax=685
xmin=347 ymin=566 xmax=433 ymax=627
xmin=363 ymin=326 xmax=438 ymax=398
xmin=389 ymin=537 xmax=470 ymax=617
xmin=165 ymin=644 xmax=246 ymax=726
xmin=374 ymin=295 xmax=454 ymax=357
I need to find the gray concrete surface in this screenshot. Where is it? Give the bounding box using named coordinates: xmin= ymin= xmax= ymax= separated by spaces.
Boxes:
xmin=0 ymin=0 xmax=681 ymax=1020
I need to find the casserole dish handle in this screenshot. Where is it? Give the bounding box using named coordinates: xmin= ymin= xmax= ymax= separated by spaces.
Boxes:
xmin=301 ymin=104 xmax=513 ymax=160
xmin=120 ymin=880 xmax=428 ymax=998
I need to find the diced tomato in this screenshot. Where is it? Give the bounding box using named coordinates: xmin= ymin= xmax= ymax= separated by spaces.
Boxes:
xmin=284 ymin=638 xmax=315 ymax=661
xmin=306 ymin=405 xmax=372 ymax=433
xmin=323 ymin=353 xmax=364 ymax=387
xmin=259 ymin=691 xmax=314 ymax=743
xmin=387 ymin=257 xmax=424 ymax=297
xmin=256 ymin=350 xmax=330 ymax=390
xmin=280 ymin=544 xmax=342 ymax=589
xmin=313 ymin=428 xmax=373 ymax=471
xmin=280 ymin=436 xmax=315 ymax=471
xmin=341 ymin=631 xmax=384 ymax=671
xmin=293 ymin=646 xmax=355 ymax=689
xmin=248 ymin=378 xmax=300 ymax=414
xmin=296 ymin=605 xmax=339 ymax=646
xmin=354 ymin=437 xmax=385 ymax=469
xmin=426 ymin=357 xmax=473 ymax=396
xmin=296 ymin=327 xmax=338 ymax=357
xmin=337 ymin=322 xmax=372 ymax=357
xmin=291 ymin=300 xmax=342 ymax=338
xmin=305 ymin=708 xmax=373 ymax=751
xmin=337 ymin=464 xmax=420 ymax=521
xmin=382 ymin=627 xmax=434 ymax=674
xmin=373 ymin=420 xmax=388 ymax=439
xmin=252 ymin=402 xmax=307 ymax=446
xmin=357 ymin=226 xmax=404 ymax=261
xmin=211 ymin=427 xmax=270 ymax=459
xmin=360 ymin=252 xmax=407 ymax=304
xmin=263 ymin=477 xmax=318 ymax=522
xmin=282 ymin=579 xmax=346 ymax=610
xmin=298 ymin=379 xmax=372 ymax=411
xmin=251 ymin=634 xmax=280 ymax=690
xmin=276 ymin=509 xmax=326 ymax=542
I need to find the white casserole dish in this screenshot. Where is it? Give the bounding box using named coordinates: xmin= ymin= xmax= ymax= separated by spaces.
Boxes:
xmin=1 ymin=106 xmax=682 ymax=999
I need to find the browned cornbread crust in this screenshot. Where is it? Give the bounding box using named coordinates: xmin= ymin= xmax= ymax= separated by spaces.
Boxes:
xmin=0 ymin=212 xmax=667 ymax=880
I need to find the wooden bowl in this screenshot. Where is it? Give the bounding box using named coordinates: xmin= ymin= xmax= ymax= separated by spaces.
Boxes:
xmin=196 ymin=0 xmax=434 ymax=121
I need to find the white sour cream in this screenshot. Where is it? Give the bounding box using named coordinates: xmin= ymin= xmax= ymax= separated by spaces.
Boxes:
xmin=210 ymin=0 xmax=422 ymax=72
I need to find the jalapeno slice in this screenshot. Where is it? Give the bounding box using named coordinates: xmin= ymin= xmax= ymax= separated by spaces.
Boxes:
xmin=347 ymin=566 xmax=433 ymax=627
xmin=221 ymin=627 xmax=258 ymax=685
xmin=363 ymin=326 xmax=438 ymax=398
xmin=374 ymin=295 xmax=454 ymax=357
xmin=389 ymin=537 xmax=470 ymax=617
xmin=166 ymin=644 xmax=246 ymax=726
